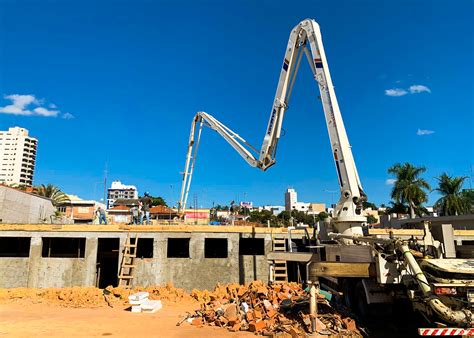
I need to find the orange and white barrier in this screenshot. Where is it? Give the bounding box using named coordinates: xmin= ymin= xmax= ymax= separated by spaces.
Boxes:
xmin=418 ymin=328 xmax=474 ymax=336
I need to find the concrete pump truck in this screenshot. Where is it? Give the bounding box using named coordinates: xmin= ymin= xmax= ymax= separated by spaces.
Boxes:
xmin=177 ymin=19 xmax=474 ymax=330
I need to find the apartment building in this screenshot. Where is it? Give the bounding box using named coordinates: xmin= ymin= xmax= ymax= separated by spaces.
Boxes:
xmin=284 ymin=188 xmax=310 ymax=212
xmin=0 ymin=127 xmax=37 ymax=187
xmin=107 ymin=180 xmax=138 ymax=208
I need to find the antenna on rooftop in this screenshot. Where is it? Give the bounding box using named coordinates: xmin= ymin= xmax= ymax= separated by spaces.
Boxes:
xmin=103 ymin=160 xmax=108 ymax=208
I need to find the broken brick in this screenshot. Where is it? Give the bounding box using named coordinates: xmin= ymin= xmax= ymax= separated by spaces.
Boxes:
xmin=266 ymin=308 xmax=277 ymax=318
xmin=191 ymin=317 xmax=203 ymax=326
xmin=254 ymin=309 xmax=263 ymax=319
xmin=288 ymin=327 xmax=300 ymax=338
xmin=249 ymin=319 xmax=266 ymax=332
xmin=343 ymin=317 xmax=357 ymax=331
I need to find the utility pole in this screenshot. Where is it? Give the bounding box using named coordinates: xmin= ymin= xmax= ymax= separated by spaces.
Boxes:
xmin=103 ymin=161 xmax=108 ymax=208
xmin=169 ymin=184 xmax=173 ymax=223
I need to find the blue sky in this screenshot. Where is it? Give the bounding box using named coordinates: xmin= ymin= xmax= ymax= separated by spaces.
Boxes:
xmin=0 ymin=0 xmax=473 ymax=208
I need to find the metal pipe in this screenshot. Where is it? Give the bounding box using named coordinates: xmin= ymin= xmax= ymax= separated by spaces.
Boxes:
xmin=309 ymin=282 xmax=317 ymax=333
xmin=397 ymin=242 xmax=473 ymax=326
xmin=328 ymin=232 xmax=394 ymax=245
xmin=328 ymin=232 xmax=473 ymax=326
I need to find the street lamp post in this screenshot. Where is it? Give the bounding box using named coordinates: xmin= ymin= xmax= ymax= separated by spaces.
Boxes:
xmin=169 ymin=184 xmax=173 ymax=224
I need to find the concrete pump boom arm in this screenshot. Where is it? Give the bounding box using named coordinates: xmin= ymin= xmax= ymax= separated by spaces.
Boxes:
xmin=178 ymin=19 xmax=366 ymax=225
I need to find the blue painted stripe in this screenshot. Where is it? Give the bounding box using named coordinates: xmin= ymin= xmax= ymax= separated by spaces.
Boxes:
xmin=283 ymin=61 xmax=288 ymax=71
xmin=315 ymin=62 xmax=323 ymax=69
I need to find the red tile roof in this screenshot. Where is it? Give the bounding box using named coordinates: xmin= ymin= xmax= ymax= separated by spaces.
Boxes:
xmin=108 ymin=205 xmax=130 ymax=211
xmin=150 ymin=205 xmax=176 ymax=214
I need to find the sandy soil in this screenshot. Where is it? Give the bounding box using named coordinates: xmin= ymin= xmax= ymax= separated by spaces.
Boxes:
xmin=0 ymin=300 xmax=255 ymax=337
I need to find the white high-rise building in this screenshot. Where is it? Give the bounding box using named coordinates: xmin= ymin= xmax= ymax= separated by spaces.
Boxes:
xmin=285 ymin=188 xmax=297 ymax=211
xmin=284 ymin=188 xmax=310 ymax=212
xmin=0 ymin=127 xmax=38 ymax=187
xmin=107 ymin=180 xmax=138 ymax=208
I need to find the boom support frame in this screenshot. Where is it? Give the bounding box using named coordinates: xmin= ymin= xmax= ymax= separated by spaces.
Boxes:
xmin=178 ymin=19 xmax=367 ymax=235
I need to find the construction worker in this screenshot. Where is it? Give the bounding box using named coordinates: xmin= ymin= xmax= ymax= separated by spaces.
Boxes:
xmin=96 ymin=206 xmax=107 ymax=225
xmin=140 ymin=192 xmax=152 ymax=225
xmin=130 ymin=204 xmax=139 ymax=225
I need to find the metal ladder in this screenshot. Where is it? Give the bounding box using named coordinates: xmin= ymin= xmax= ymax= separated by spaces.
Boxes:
xmin=272 ymin=237 xmax=288 ymax=282
xmin=117 ymin=233 xmax=138 ymax=288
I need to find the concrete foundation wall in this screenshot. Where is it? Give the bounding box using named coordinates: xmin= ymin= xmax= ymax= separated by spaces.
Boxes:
xmin=0 ymin=230 xmax=277 ymax=291
xmin=0 ymin=186 xmax=55 ymax=224
xmin=0 ymin=258 xmax=29 ymax=287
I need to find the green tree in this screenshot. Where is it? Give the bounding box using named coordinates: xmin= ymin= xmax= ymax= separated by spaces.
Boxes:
xmin=35 ymin=184 xmax=70 ymax=206
xmin=434 ymin=173 xmax=470 ymax=216
xmin=148 ymin=196 xmax=167 ymax=207
xmin=362 ymin=201 xmax=377 ymax=210
xmin=366 ymin=214 xmax=377 ymax=224
xmin=317 ymin=211 xmax=329 ymax=221
xmin=277 ymin=211 xmax=291 ymax=226
xmin=388 ymin=163 xmax=431 ymax=218
xmin=240 ymin=207 xmax=251 ymax=216
xmin=386 ymin=201 xmax=408 ymax=215
xmin=248 ymin=210 xmax=273 ymax=224
xmin=462 ymin=189 xmax=474 ymax=212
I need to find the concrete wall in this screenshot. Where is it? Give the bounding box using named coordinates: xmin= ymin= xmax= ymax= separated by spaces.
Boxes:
xmin=0 ymin=186 xmax=55 ymax=224
xmin=0 ymin=230 xmax=276 ymax=291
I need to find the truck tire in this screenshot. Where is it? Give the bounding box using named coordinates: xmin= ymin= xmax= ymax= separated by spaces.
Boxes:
xmin=342 ymin=278 xmax=357 ymax=309
xmin=355 ymin=280 xmax=372 ymax=320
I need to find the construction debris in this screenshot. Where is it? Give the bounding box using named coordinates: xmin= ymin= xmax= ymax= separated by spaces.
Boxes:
xmin=184 ymin=281 xmax=361 ymax=337
xmin=128 ymin=292 xmax=162 ymax=313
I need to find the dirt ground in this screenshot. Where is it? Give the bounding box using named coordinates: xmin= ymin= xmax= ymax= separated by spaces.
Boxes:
xmin=0 ymin=299 xmax=254 ymax=337
xmin=0 ymin=286 xmax=256 ymax=337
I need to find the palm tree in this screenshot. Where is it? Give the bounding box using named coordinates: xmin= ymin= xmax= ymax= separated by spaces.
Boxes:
xmin=35 ymin=184 xmax=70 ymax=206
xmin=388 ymin=163 xmax=431 ymax=218
xmin=434 ymin=173 xmax=469 ymax=216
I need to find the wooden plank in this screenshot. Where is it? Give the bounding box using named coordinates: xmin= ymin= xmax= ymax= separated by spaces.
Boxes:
xmin=453 ymin=230 xmax=474 ymax=236
xmin=267 ymin=252 xmax=317 ymax=262
xmin=369 ymin=229 xmax=425 ymax=236
xmin=309 ymin=262 xmax=375 ymax=278
xmin=0 ymin=223 xmax=306 ymax=234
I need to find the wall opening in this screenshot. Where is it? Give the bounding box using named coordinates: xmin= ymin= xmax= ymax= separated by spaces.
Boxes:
xmin=41 ymin=238 xmax=85 ymax=258
xmin=0 ymin=237 xmax=31 ymax=257
xmin=96 ymin=238 xmax=119 ymax=288
xmin=205 ymin=238 xmax=228 ymax=258
xmin=239 ymin=238 xmax=265 ymax=255
xmin=136 ymin=238 xmax=154 ymax=258
xmin=167 ymin=238 xmax=190 ymax=258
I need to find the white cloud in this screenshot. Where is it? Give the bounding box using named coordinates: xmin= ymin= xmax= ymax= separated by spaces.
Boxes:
xmin=385 ymin=88 xmax=408 ymax=97
xmin=409 ymin=85 xmax=431 ymax=94
xmin=62 ymin=112 xmax=74 ymax=119
xmin=0 ymin=94 xmax=70 ymax=119
xmin=0 ymin=94 xmax=38 ymax=115
xmin=385 ymin=179 xmax=396 ymax=185
xmin=33 ymin=107 xmax=59 ymax=117
xmin=417 ymin=129 xmax=435 ymax=136
xmin=385 ymin=84 xmax=432 ymax=97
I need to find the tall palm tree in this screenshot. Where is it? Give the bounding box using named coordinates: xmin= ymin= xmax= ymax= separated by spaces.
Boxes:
xmin=35 ymin=184 xmax=70 ymax=206
xmin=434 ymin=173 xmax=469 ymax=216
xmin=388 ymin=163 xmax=431 ymax=218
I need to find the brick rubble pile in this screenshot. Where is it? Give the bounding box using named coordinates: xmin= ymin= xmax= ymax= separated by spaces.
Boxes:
xmin=186 ymin=281 xmax=361 ymax=337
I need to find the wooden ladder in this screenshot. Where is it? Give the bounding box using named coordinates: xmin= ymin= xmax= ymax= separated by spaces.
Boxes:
xmin=272 ymin=237 xmax=288 ymax=282
xmin=117 ymin=233 xmax=138 ymax=288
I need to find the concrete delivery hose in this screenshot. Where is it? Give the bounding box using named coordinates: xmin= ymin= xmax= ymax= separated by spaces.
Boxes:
xmin=397 ymin=242 xmax=473 ymax=326
xmin=328 ymin=233 xmax=473 ymax=326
